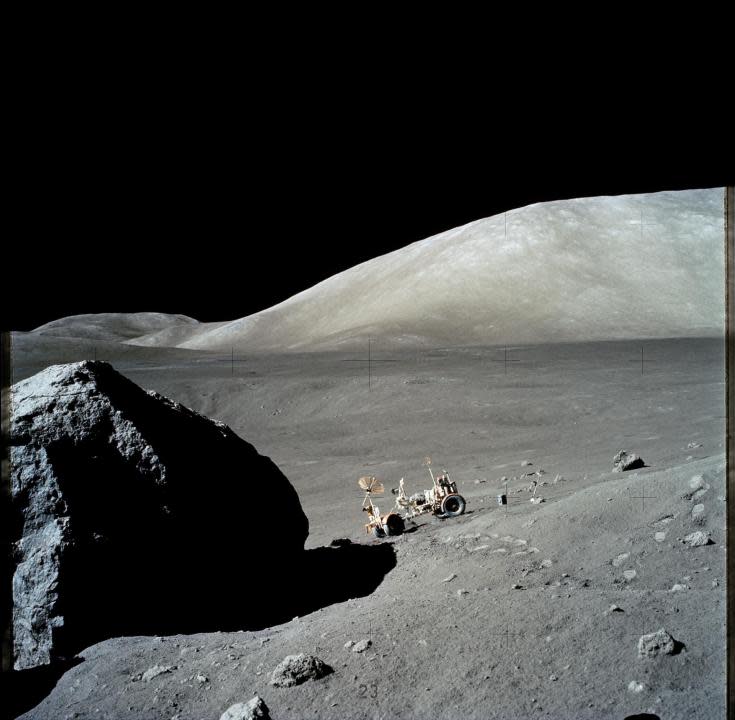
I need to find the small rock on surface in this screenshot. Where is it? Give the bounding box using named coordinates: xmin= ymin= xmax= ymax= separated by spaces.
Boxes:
xmin=220 ymin=695 xmax=270 ymax=720
xmin=670 ymin=584 xmax=688 ymax=592
xmin=457 ymin=588 xmax=469 ymax=596
xmin=344 ymin=640 xmax=355 ymax=649
xmin=612 ymin=552 xmax=630 ymax=567
xmin=530 ymin=497 xmax=545 ymax=504
xmin=683 ymin=531 xmax=713 ymax=547
xmin=521 ymin=460 xmax=533 ymax=467
xmin=623 ymin=570 xmax=637 ymax=582
xmin=607 ymin=604 xmax=624 ymax=614
xmin=689 ymin=474 xmax=705 ymax=490
xmin=612 ymin=450 xmax=645 ymax=472
xmin=329 ymin=537 xmax=352 ymax=548
xmin=142 ymin=665 xmax=175 ymax=682
xmin=352 ymin=639 xmax=372 ymax=653
xmin=691 ymin=504 xmax=705 ymax=518
xmin=638 ymin=629 xmax=678 ymax=658
xmin=441 ymin=573 xmax=457 ymax=583
xmin=628 ymin=680 xmax=645 ymax=693
xmin=654 ymin=532 xmax=666 ymax=542
xmin=270 ymin=654 xmax=332 ymax=687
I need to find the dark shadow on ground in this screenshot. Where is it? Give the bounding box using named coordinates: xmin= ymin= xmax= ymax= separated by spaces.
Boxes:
xmin=670 ymin=639 xmax=686 ymax=655
xmin=400 ymin=524 xmax=421 ymax=534
xmin=1 ymin=658 xmax=82 ymax=720
xmin=8 ymin=541 xmax=395 ymax=717
xmin=65 ymin=540 xmax=397 ymax=640
xmin=281 ymin=542 xmax=397 ymax=623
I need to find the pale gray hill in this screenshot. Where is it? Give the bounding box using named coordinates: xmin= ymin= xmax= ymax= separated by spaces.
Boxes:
xmin=127 ymin=188 xmax=725 ymax=353
xmin=33 ymin=312 xmax=198 ymax=342
xmin=126 ymin=319 xmax=230 ymax=347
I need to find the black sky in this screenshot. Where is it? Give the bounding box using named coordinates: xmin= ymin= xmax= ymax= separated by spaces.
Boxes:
xmin=7 ymin=127 xmax=730 ymax=333
xmin=5 ymin=42 xmax=732 ymax=332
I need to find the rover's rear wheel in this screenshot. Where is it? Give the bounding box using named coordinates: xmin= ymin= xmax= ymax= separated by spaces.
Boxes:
xmin=441 ymin=494 xmax=466 ymax=517
xmin=372 ymin=525 xmax=386 ymax=538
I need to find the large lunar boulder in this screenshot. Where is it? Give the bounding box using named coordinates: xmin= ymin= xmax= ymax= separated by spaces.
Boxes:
xmin=9 ymin=361 xmax=309 ymax=671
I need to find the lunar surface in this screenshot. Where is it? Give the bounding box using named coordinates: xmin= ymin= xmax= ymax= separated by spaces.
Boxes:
xmin=4 ymin=189 xmax=727 ymax=720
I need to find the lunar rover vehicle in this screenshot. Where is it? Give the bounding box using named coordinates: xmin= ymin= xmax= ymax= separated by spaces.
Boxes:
xmin=358 ymin=458 xmax=466 ymax=538
xmin=393 ymin=457 xmax=466 ymax=519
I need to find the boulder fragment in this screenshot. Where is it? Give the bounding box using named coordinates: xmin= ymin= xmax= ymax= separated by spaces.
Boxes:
xmin=637 ymin=629 xmax=677 ymax=658
xmin=683 ymin=531 xmax=713 ymax=547
xmin=270 ymin=654 xmax=332 ymax=687
xmin=220 ymin=695 xmax=271 ymax=720
xmin=352 ymin=639 xmax=372 ymax=653
xmin=612 ymin=450 xmax=645 ymax=472
xmin=142 ymin=665 xmax=175 ymax=682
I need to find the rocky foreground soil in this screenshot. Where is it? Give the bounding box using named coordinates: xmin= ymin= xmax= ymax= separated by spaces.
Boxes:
xmin=19 ymin=452 xmax=725 ymax=720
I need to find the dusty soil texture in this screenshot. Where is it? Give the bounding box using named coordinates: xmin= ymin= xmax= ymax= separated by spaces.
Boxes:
xmin=8 ymin=334 xmax=726 ymax=720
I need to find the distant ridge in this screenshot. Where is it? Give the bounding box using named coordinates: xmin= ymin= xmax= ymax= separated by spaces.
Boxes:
xmin=32 ymin=312 xmax=198 ymax=343
xmin=77 ymin=190 xmax=731 ymax=352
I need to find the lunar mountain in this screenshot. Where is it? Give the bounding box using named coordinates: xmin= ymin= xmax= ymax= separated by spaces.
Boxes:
xmin=31 ymin=312 xmax=198 ymax=343
xmin=117 ymin=188 xmax=725 ymax=352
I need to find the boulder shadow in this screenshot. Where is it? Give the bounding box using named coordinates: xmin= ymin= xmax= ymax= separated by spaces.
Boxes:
xmin=6 ymin=541 xmax=396 ymax=718
xmin=195 ymin=540 xmax=398 ymax=632
xmin=670 ymin=639 xmax=686 ymax=655
xmin=60 ymin=539 xmax=398 ymax=642
xmin=267 ymin=541 xmax=398 ymax=624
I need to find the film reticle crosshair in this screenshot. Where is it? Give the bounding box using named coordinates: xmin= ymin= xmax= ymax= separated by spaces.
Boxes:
xmin=342 ymin=337 xmax=398 ymax=390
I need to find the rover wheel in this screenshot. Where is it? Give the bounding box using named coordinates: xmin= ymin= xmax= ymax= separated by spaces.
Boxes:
xmin=372 ymin=525 xmax=386 ymax=538
xmin=385 ymin=514 xmax=405 ymax=536
xmin=441 ymin=494 xmax=466 ymax=517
